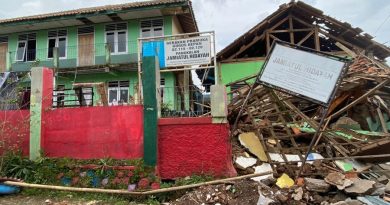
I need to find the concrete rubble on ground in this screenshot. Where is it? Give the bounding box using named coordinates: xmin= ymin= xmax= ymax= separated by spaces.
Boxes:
xmin=224 ymin=53 xmax=390 ymax=204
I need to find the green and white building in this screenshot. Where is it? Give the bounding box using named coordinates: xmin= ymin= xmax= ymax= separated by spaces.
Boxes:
xmin=0 ymin=0 xmax=198 ymax=109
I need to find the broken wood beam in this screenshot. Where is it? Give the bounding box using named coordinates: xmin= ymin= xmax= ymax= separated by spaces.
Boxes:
xmin=327 ymin=79 xmax=390 ymax=121
xmin=4 ymin=171 xmax=274 ymax=195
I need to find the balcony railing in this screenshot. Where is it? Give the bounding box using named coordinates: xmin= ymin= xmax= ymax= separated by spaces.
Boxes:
xmin=0 ymin=41 xmax=138 ymax=72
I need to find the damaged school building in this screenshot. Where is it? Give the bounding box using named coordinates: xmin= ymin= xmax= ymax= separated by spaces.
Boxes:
xmin=1 ymin=0 xmax=390 ymax=204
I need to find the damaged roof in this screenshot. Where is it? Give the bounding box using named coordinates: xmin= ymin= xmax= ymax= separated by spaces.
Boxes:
xmin=0 ymin=0 xmax=198 ymax=33
xmin=218 ymin=1 xmax=390 ymax=60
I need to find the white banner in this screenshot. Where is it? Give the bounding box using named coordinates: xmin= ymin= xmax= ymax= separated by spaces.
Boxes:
xmin=259 ymin=43 xmax=345 ymax=103
xmin=164 ymin=36 xmax=211 ymax=67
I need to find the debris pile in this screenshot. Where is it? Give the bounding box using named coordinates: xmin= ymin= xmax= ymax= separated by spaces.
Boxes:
xmin=227 ymin=54 xmax=390 ymax=204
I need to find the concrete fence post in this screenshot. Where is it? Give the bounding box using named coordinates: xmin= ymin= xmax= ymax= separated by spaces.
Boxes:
xmin=29 ymin=67 xmax=53 ymax=160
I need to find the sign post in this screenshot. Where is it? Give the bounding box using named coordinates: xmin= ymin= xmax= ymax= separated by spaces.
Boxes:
xmin=258 ymin=41 xmax=350 ymax=178
xmin=232 ymin=41 xmax=350 ymax=178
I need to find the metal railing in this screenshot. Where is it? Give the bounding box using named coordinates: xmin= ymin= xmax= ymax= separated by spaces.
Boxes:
xmin=159 ymin=85 xmax=210 ymax=118
xmin=0 ymin=41 xmax=138 ymax=71
xmin=52 ymin=87 xmax=94 ymax=108
xmin=52 ymin=82 xmax=140 ymax=108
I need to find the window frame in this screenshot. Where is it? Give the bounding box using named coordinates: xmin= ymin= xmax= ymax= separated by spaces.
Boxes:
xmin=107 ymin=80 xmax=130 ymax=106
xmin=140 ymin=18 xmax=164 ymax=38
xmin=15 ymin=33 xmax=37 ymax=62
xmin=15 ymin=40 xmax=27 ymax=62
xmin=104 ymin=22 xmax=128 ymax=55
xmin=47 ymin=30 xmax=68 ymax=59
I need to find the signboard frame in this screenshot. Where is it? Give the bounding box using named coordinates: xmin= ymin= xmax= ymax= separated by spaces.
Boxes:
xmin=256 ymin=40 xmax=350 ymax=107
xmin=164 ymin=35 xmax=212 ymax=67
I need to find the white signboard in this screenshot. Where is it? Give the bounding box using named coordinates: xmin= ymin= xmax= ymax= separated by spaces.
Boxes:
xmin=164 ymin=36 xmax=211 ymax=67
xmin=259 ymin=43 xmax=346 ymax=104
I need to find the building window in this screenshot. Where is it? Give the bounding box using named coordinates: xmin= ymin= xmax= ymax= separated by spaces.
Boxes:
xmin=108 ymin=81 xmax=129 ymax=106
xmin=141 ymin=19 xmax=164 ymax=38
xmin=16 ymin=33 xmax=36 ymax=62
xmin=105 ymin=23 xmax=127 ymax=54
xmin=48 ymin=30 xmax=67 ymax=58
xmin=160 ymin=77 xmax=165 ymax=103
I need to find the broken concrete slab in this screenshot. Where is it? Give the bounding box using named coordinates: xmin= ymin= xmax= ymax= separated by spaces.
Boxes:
xmin=292 ymin=187 xmax=304 ymax=201
xmin=305 ymin=178 xmax=331 ymax=193
xmin=235 ymin=156 xmax=257 ymax=169
xmin=325 ymin=172 xmax=346 ymax=187
xmin=325 ymin=172 xmax=354 ymax=190
xmin=251 ymin=163 xmax=273 ymax=182
xmin=344 ymin=179 xmax=375 ymax=195
xmin=238 ymin=132 xmax=268 ymax=162
xmin=376 ymin=175 xmax=389 ymax=184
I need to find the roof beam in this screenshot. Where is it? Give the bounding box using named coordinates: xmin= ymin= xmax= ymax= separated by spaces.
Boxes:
xmin=76 ymin=17 xmax=94 ymax=25
xmin=227 ymin=34 xmax=265 ymax=60
xmin=107 ymin=13 xmax=123 ymax=21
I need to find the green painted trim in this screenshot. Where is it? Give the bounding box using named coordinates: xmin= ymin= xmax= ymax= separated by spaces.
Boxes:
xmin=142 ymin=56 xmax=158 ymax=166
xmin=163 ymin=16 xmax=173 ymax=36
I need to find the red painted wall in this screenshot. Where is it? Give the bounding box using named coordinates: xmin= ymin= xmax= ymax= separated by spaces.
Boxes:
xmin=0 ymin=110 xmax=30 ymax=155
xmin=158 ymin=117 xmax=237 ymax=179
xmin=42 ymin=105 xmax=143 ymax=159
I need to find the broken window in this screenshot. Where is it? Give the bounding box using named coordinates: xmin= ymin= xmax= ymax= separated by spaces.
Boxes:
xmin=48 ymin=30 xmax=67 ymax=58
xmin=16 ymin=33 xmax=36 ymax=62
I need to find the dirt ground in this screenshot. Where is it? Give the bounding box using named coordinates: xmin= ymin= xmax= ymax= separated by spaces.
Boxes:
xmin=171 ymin=179 xmax=260 ymax=205
xmin=0 ymin=195 xmax=143 ymax=205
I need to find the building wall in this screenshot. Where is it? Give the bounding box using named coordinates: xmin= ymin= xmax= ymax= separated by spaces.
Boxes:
xmin=172 ymin=16 xmax=184 ymax=35
xmin=221 ymin=60 xmax=265 ymax=86
xmin=158 ymin=117 xmax=236 ymax=179
xmin=5 ymin=16 xmax=174 ymax=72
xmin=42 ymin=105 xmax=143 ymax=159
xmin=0 ymin=110 xmax=30 ymax=155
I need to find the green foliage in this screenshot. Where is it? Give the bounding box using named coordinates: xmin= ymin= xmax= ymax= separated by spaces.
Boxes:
xmin=1 ymin=151 xmax=35 ymax=181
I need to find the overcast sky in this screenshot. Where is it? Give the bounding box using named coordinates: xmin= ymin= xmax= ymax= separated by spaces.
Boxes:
xmin=0 ymin=0 xmax=389 ymax=52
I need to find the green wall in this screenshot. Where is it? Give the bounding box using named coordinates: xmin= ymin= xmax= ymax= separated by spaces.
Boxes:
xmin=5 ymin=16 xmax=174 ymax=72
xmin=221 ymin=60 xmax=265 ymax=85
xmin=164 ymin=16 xmax=173 ymax=36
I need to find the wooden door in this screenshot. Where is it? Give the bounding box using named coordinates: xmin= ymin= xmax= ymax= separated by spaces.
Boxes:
xmin=0 ymin=43 xmax=8 ymax=72
xmin=78 ymin=34 xmax=94 ymax=66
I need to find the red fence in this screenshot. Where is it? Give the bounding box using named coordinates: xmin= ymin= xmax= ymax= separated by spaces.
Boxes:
xmin=0 ymin=110 xmax=30 ymax=155
xmin=158 ymin=117 xmax=236 ymax=179
xmin=42 ymin=105 xmax=143 ymax=159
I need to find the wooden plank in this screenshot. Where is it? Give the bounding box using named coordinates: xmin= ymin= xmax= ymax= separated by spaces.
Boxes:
xmin=297 ymin=30 xmax=314 ymax=45
xmin=266 ymin=31 xmax=270 ymax=55
xmin=78 ymin=34 xmax=94 ymax=67
xmin=227 ymin=34 xmax=265 ymax=60
xmin=0 ymin=43 xmax=8 ymax=72
xmin=289 ymin=16 xmax=294 ymax=44
xmin=270 ymin=28 xmax=312 ymax=33
xmin=314 ymin=27 xmax=320 ymax=51
xmin=335 ymin=42 xmax=357 ymax=58
xmin=269 ymin=16 xmax=289 ymax=31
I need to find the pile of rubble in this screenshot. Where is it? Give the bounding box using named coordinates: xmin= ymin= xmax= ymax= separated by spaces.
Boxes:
xmin=226 ymin=54 xmax=390 ymax=204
